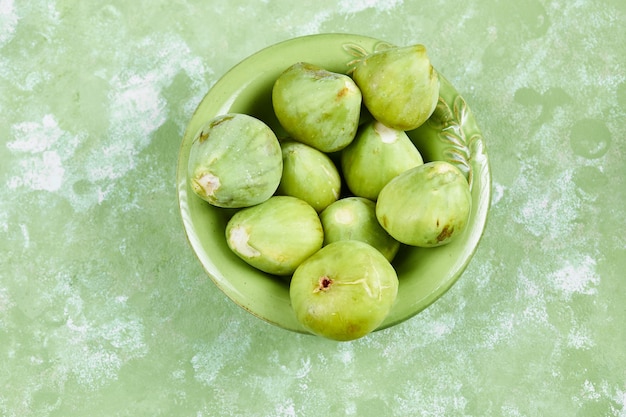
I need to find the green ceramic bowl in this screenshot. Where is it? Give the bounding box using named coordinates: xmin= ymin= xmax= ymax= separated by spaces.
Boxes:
xmin=177 ymin=33 xmax=491 ymax=334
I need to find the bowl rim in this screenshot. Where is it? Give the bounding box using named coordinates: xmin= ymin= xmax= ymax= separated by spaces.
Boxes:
xmin=176 ymin=33 xmax=492 ymax=334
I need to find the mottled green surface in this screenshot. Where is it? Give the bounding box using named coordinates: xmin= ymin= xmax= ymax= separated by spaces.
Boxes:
xmin=1 ymin=1 xmax=625 ymax=416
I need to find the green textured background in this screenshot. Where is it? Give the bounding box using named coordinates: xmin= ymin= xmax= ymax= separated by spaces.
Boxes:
xmin=1 ymin=1 xmax=625 ymax=416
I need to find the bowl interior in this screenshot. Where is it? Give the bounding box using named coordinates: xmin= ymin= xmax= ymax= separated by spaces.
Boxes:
xmin=177 ymin=33 xmax=491 ymax=334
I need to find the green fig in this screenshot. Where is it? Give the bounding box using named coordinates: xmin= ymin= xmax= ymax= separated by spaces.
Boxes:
xmin=376 ymin=161 xmax=471 ymax=247
xmin=319 ymin=197 xmax=400 ymax=262
xmin=352 ymin=44 xmax=439 ymax=131
xmin=272 ymin=62 xmax=362 ymax=153
xmin=225 ymin=196 xmax=324 ymax=276
xmin=289 ymin=240 xmax=398 ymax=341
xmin=277 ymin=140 xmax=341 ymax=212
xmin=341 ymin=120 xmax=423 ymax=200
xmin=188 ymin=113 xmax=282 ymax=208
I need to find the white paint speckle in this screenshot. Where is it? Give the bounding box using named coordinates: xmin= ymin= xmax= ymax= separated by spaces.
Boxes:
xmin=114 ymin=295 xmax=128 ymax=304
xmin=293 ymin=357 xmax=312 ymax=379
xmin=567 ymin=327 xmax=595 ymax=350
xmin=338 ymin=0 xmax=403 ymax=13
xmin=491 ymin=181 xmax=505 ymax=206
xmin=7 ymin=114 xmax=61 ymax=154
xmin=580 ymin=379 xmax=602 ymax=401
xmin=0 ymin=288 xmax=14 ymax=329
xmin=550 ymin=255 xmax=599 ymax=299
xmin=6 ymin=114 xmax=82 ymax=194
xmin=0 ymin=0 xmax=19 ymax=47
xmin=501 ymin=404 xmax=524 ymax=417
xmin=66 ymin=317 xmax=88 ymax=333
xmin=337 ymin=345 xmax=354 ymax=364
xmin=18 ymin=223 xmax=30 ymax=248
xmin=7 ymin=150 xmax=65 ymax=192
xmin=344 ymin=401 xmax=357 ymax=415
xmin=29 ymin=355 xmax=44 ymax=365
xmin=191 ymin=322 xmax=251 ymax=386
xmin=0 ymin=212 xmax=8 ymax=233
xmin=514 ymin=169 xmax=580 ymax=239
xmin=172 ymin=369 xmax=186 ymax=380
xmin=294 ymin=10 xmax=332 ymax=36
xmin=274 ymin=398 xmax=297 ymax=417
xmin=615 ymin=389 xmax=626 ymax=417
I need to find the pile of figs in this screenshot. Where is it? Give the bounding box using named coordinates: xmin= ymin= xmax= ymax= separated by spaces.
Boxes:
xmin=187 ymin=44 xmax=472 ymax=341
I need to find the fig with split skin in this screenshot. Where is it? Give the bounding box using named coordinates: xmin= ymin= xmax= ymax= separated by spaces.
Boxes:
xmin=289 ymin=240 xmax=399 ymax=341
xmin=225 ymin=196 xmax=324 ymax=276
xmin=341 ymin=120 xmax=424 ymax=200
xmin=277 ymin=140 xmax=341 ymax=213
xmin=272 ymin=62 xmax=362 ymax=153
xmin=319 ymin=197 xmax=400 ymax=262
xmin=376 ymin=161 xmax=471 ymax=247
xmin=352 ymin=44 xmax=439 ymax=131
xmin=188 ymin=113 xmax=282 ymax=208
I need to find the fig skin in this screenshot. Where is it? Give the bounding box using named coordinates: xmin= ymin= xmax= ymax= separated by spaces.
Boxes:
xmin=188 ymin=113 xmax=282 ymax=208
xmin=272 ymin=62 xmax=362 ymax=153
xmin=352 ymin=44 xmax=439 ymax=131
xmin=289 ymin=240 xmax=399 ymax=341
xmin=225 ymin=196 xmax=324 ymax=276
xmin=341 ymin=120 xmax=423 ymax=200
xmin=319 ymin=197 xmax=400 ymax=262
xmin=376 ymin=161 xmax=471 ymax=247
xmin=277 ymin=140 xmax=342 ymax=213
